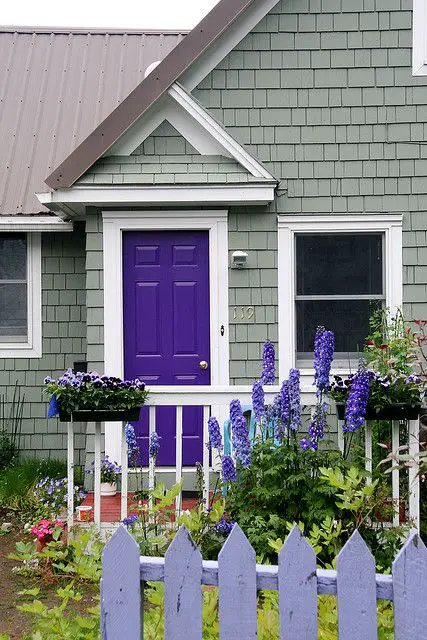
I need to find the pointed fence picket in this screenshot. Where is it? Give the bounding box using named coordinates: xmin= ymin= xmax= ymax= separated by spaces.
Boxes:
xmin=101 ymin=525 xmax=427 ymax=640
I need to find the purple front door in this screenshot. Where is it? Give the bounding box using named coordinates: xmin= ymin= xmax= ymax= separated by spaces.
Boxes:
xmin=123 ymin=230 xmax=211 ymax=466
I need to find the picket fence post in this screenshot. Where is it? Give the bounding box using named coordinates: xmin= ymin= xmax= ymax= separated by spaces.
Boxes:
xmin=101 ymin=526 xmax=141 ymax=640
xmin=393 ymin=531 xmax=427 ymax=640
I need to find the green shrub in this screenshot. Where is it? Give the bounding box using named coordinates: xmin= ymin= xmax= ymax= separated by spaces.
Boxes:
xmin=0 ymin=458 xmax=67 ymax=511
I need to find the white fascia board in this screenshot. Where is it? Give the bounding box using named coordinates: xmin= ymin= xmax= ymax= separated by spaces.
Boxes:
xmin=413 ymin=0 xmax=427 ymax=75
xmin=39 ymin=184 xmax=276 ymax=207
xmin=180 ymin=0 xmax=282 ymax=90
xmin=0 ymin=215 xmax=73 ymax=231
xmin=168 ymin=84 xmax=276 ymax=181
xmin=277 ymin=213 xmax=403 ymax=229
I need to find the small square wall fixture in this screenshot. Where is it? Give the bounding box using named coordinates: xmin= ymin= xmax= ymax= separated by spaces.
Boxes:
xmin=231 ymin=250 xmax=248 ymax=268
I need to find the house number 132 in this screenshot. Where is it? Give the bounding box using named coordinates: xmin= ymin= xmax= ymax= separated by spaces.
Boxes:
xmin=233 ymin=306 xmax=255 ymax=320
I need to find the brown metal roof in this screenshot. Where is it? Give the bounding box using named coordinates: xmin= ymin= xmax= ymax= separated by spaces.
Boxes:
xmin=0 ymin=27 xmax=187 ymax=214
xmin=45 ymin=0 xmax=255 ymax=190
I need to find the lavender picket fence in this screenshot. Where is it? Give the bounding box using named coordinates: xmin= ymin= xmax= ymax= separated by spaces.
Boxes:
xmin=100 ymin=524 xmax=427 ymax=640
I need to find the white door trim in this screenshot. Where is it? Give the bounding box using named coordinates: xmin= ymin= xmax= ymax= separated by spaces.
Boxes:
xmin=102 ymin=209 xmax=230 ymax=460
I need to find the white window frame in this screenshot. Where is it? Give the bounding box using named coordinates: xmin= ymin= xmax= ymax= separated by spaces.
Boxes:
xmin=277 ymin=214 xmax=403 ymax=382
xmin=413 ymin=0 xmax=427 ymax=75
xmin=0 ymin=232 xmax=42 ymax=358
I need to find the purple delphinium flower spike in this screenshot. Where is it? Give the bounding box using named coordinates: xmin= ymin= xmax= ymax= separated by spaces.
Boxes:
xmin=221 ymin=455 xmax=237 ymax=483
xmin=313 ymin=326 xmax=335 ymax=393
xmin=288 ymin=368 xmax=301 ymax=431
xmin=280 ymin=380 xmax=290 ymax=427
xmin=300 ymin=437 xmax=311 ymax=451
xmin=301 ymin=401 xmax=328 ymax=450
xmin=229 ymin=399 xmax=243 ymax=427
xmin=149 ymin=432 xmax=160 ymax=459
xmin=232 ymin=414 xmax=251 ymax=468
xmin=125 ymin=423 xmax=138 ymax=460
xmin=122 ymin=514 xmax=138 ymax=527
xmin=216 ymin=518 xmax=235 ymax=534
xmin=252 ymin=381 xmax=265 ymax=421
xmin=261 ymin=340 xmax=275 ymax=384
xmin=208 ymin=416 xmax=223 ymax=451
xmin=343 ymin=369 xmax=372 ymax=433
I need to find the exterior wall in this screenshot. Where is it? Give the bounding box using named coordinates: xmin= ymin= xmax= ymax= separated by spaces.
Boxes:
xmin=193 ymin=0 xmax=427 ymax=382
xmin=0 ymin=225 xmax=87 ymax=462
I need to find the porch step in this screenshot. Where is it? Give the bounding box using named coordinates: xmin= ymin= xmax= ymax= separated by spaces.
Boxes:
xmin=79 ymin=491 xmax=200 ymax=523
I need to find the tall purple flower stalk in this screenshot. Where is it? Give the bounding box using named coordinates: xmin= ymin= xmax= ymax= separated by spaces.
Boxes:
xmin=229 ymin=399 xmax=243 ymax=427
xmin=232 ymin=414 xmax=251 ymax=468
xmin=313 ymin=326 xmax=335 ymax=393
xmin=149 ymin=432 xmax=160 ymax=459
xmin=280 ymin=380 xmax=290 ymax=427
xmin=261 ymin=341 xmax=275 ymax=385
xmin=301 ymin=401 xmax=328 ymax=450
xmin=343 ymin=369 xmax=372 ymax=433
xmin=125 ymin=423 xmax=139 ymax=463
xmin=208 ymin=417 xmax=222 ymax=451
xmin=288 ymin=368 xmax=301 ymax=431
xmin=252 ymin=381 xmax=265 ymax=421
xmin=221 ymin=455 xmax=237 ymax=483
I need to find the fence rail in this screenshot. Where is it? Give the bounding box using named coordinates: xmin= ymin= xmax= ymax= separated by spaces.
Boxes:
xmin=100 ymin=524 xmax=427 ymax=640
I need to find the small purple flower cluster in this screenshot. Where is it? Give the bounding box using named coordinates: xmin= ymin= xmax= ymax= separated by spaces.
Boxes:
xmin=313 ymin=326 xmax=335 ymax=393
xmin=301 ymin=401 xmax=328 ymax=450
xmin=216 ymin=518 xmax=235 ymax=535
xmin=34 ymin=477 xmax=86 ymax=512
xmin=45 ymin=369 xmax=146 ymax=391
xmin=149 ymin=432 xmax=160 ymax=459
xmin=343 ymin=369 xmax=373 ymax=433
xmin=251 ymin=381 xmax=265 ymax=421
xmin=122 ymin=514 xmax=138 ymax=528
xmin=87 ymin=456 xmax=122 ymax=484
xmin=221 ymin=455 xmax=237 ymax=483
xmin=207 ymin=417 xmax=223 ymax=452
xmin=261 ymin=340 xmax=275 ymax=385
xmin=288 ymin=368 xmax=302 ymax=431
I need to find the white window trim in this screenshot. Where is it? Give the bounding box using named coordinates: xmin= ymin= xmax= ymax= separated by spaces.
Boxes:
xmin=277 ymin=214 xmax=403 ymax=382
xmin=413 ymin=0 xmax=427 ymax=75
xmin=0 ymin=232 xmax=42 ymax=358
xmin=102 ymin=209 xmax=230 ymax=461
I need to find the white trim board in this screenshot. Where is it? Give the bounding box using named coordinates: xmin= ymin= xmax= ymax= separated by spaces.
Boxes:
xmin=413 ymin=0 xmax=427 ymax=75
xmin=0 ymin=217 xmax=73 ymax=231
xmin=102 ymin=209 xmax=230 ymax=461
xmin=37 ymin=184 xmax=275 ymax=218
xmin=277 ymin=214 xmax=403 ymax=382
xmin=0 ymin=232 xmax=42 ymax=358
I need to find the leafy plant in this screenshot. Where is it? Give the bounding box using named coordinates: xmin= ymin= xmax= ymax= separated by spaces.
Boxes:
xmin=0 ymin=458 xmax=68 ymax=512
xmin=0 ymin=380 xmax=24 ymax=469
xmin=44 ymin=369 xmax=148 ymax=414
xmin=34 ymin=476 xmax=86 ymax=518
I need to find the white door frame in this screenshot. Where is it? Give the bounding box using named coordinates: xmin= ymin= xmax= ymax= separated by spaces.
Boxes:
xmin=102 ymin=209 xmax=230 ymax=461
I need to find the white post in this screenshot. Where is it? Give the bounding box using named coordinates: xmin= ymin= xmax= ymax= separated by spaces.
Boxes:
xmin=337 ymin=419 xmax=344 ymax=455
xmin=408 ymin=418 xmax=420 ymax=530
xmin=392 ymin=420 xmax=400 ymax=527
xmin=148 ymin=406 xmax=156 ymax=512
xmin=175 ymin=405 xmax=183 ymax=514
xmin=203 ymin=405 xmax=210 ymax=509
xmin=94 ymin=421 xmax=102 ymax=528
xmin=67 ymin=421 xmax=74 ymax=535
xmin=365 ymin=421 xmax=373 ymax=485
xmin=120 ymin=422 xmax=128 ymax=522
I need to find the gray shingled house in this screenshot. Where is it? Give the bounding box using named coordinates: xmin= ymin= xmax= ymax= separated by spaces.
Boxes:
xmin=1 ymin=0 xmax=427 ymax=470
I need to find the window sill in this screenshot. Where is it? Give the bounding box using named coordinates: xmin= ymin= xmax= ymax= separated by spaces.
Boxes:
xmin=0 ymin=343 xmax=42 ymax=358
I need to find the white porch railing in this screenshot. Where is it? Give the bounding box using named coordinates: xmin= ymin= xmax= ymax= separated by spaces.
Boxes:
xmin=65 ymin=385 xmax=420 ymax=532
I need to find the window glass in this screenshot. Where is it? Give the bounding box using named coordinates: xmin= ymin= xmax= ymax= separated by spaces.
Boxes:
xmin=296 ymin=234 xmax=383 ymax=296
xmin=0 ymin=234 xmax=27 ymax=342
xmin=295 ymin=233 xmax=384 ymax=361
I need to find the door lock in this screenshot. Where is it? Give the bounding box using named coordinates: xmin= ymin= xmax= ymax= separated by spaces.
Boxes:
xmin=199 ymin=360 xmax=209 ymax=370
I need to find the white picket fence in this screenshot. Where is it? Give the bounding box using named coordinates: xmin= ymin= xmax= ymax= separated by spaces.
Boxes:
xmin=100 ymin=524 xmax=427 ymax=640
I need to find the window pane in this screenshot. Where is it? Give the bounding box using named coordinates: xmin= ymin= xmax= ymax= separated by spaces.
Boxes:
xmin=0 ymin=233 xmax=27 ymax=280
xmin=296 ymin=299 xmax=381 ymax=355
xmin=0 ymin=283 xmax=27 ymax=341
xmin=296 ymin=234 xmax=383 ymax=296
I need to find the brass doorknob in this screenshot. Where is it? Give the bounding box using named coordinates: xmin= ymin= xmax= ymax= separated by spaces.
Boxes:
xmin=199 ymin=360 xmax=209 ymax=370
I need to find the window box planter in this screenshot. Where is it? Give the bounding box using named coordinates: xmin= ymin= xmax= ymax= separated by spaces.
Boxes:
xmin=59 ymin=407 xmax=142 ymax=422
xmin=335 ymin=402 xmax=420 ymax=422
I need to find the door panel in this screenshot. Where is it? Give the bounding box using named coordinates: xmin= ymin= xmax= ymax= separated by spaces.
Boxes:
xmin=123 ymin=230 xmax=210 ymax=466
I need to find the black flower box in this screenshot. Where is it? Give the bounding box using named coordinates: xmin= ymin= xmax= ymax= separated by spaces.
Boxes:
xmin=59 ymin=407 xmax=142 ymax=423
xmin=335 ymin=402 xmax=420 ymax=422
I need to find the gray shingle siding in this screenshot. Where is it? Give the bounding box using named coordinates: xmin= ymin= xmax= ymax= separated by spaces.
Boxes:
xmin=194 ymin=0 xmax=427 ymax=382
xmin=0 ymin=226 xmax=87 ymax=462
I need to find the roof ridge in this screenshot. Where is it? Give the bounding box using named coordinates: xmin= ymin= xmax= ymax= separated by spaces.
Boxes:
xmin=0 ymin=25 xmax=189 ymax=35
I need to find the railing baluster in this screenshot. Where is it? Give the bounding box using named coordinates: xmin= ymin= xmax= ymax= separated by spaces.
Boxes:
xmin=337 ymin=418 xmax=344 ymax=454
xmin=218 ymin=524 xmax=257 ymax=639
xmin=337 ymin=530 xmax=377 ymax=640
xmin=148 ymin=405 xmax=156 ymax=512
xmin=94 ymin=421 xmax=102 ymax=528
xmin=120 ymin=421 xmax=128 ymax=522
xmin=67 ymin=420 xmax=74 ymax=536
xmin=408 ymin=418 xmax=420 ymax=530
xmin=175 ymin=405 xmax=183 ymax=514
xmin=278 ymin=525 xmax=317 ymax=640
xmin=365 ymin=421 xmax=372 ymax=485
xmin=202 ymin=405 xmax=210 ymax=509
xmin=164 ymin=526 xmax=202 ymax=639
xmin=392 ymin=419 xmax=400 ymax=526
